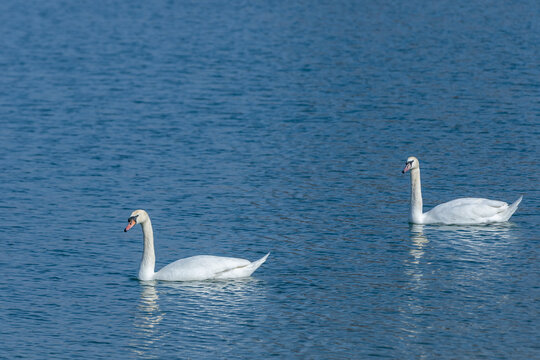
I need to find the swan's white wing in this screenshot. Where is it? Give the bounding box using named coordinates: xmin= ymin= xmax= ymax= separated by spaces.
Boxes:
xmin=424 ymin=197 xmax=511 ymax=225
xmin=154 ymin=255 xmax=253 ymax=281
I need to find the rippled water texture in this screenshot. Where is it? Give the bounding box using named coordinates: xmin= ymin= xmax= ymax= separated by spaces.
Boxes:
xmin=0 ymin=0 xmax=538 ymax=358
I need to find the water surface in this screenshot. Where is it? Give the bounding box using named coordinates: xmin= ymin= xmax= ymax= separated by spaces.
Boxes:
xmin=0 ymin=0 xmax=538 ymax=358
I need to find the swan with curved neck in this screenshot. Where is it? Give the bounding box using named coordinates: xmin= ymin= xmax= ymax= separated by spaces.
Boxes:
xmin=402 ymin=156 xmax=522 ymax=225
xmin=124 ymin=210 xmax=269 ymax=281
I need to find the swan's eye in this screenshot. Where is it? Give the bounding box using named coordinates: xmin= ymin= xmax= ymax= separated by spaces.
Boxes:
xmin=128 ymin=215 xmax=139 ymax=223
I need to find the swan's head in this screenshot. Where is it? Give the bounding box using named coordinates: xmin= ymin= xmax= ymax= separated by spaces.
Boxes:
xmin=124 ymin=209 xmax=149 ymax=232
xmin=402 ymin=156 xmax=419 ymax=173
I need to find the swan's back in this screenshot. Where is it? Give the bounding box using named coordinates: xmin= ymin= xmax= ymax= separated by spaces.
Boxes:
xmin=154 ymin=254 xmax=269 ymax=281
xmin=423 ymin=196 xmax=522 ymax=225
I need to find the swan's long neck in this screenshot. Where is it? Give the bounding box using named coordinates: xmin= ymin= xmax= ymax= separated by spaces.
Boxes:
xmin=139 ymin=219 xmax=156 ymax=281
xmin=409 ymin=168 xmax=423 ymax=223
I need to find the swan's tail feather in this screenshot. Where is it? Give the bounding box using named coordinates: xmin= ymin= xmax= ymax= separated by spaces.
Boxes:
xmin=503 ymin=195 xmax=523 ymax=221
xmin=214 ymin=252 xmax=270 ymax=279
xmin=245 ymin=252 xmax=270 ymax=276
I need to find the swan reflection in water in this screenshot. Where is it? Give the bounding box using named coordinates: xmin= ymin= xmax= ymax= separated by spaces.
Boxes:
xmin=159 ymin=277 xmax=266 ymax=324
xmin=160 ymin=276 xmax=264 ymax=295
xmin=409 ymin=224 xmax=429 ymax=265
xmin=408 ymin=222 xmax=515 ymax=266
xmin=403 ymin=224 xmax=431 ymax=295
xmin=401 ymin=223 xmax=517 ymax=353
xmin=406 ymin=222 xmax=517 ymax=286
xmin=131 ymin=282 xmax=164 ymax=357
xmin=436 ymin=223 xmax=515 ymax=250
xmin=137 ymin=283 xmax=163 ymax=325
xmin=405 ymin=222 xmax=517 ymax=291
xmin=130 ymin=278 xmax=266 ymax=357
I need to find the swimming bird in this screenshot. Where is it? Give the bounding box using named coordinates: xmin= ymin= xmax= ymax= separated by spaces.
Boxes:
xmin=124 ymin=209 xmax=269 ymax=281
xmin=402 ymin=156 xmax=522 ymax=225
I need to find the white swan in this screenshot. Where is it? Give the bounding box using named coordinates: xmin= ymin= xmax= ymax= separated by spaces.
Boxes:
xmin=124 ymin=210 xmax=269 ymax=281
xmin=402 ymin=156 xmax=522 ymax=225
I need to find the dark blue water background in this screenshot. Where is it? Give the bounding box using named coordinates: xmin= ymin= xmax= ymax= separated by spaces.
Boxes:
xmin=1 ymin=0 xmax=539 ymax=358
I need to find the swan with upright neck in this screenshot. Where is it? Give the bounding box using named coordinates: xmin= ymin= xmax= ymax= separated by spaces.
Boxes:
xmin=124 ymin=210 xmax=269 ymax=281
xmin=402 ymin=157 xmax=522 ymax=225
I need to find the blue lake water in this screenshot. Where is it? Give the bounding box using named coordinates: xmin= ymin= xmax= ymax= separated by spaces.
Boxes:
xmin=0 ymin=0 xmax=539 ymax=358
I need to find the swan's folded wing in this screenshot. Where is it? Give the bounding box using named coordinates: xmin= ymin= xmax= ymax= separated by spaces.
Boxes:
xmin=425 ymin=198 xmax=509 ymax=224
xmin=470 ymin=199 xmax=509 ymax=217
xmin=155 ymin=255 xmax=251 ymax=281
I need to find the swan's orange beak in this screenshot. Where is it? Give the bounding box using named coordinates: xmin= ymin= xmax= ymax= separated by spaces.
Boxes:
xmin=402 ymin=162 xmax=412 ymax=173
xmin=124 ymin=219 xmax=136 ymax=232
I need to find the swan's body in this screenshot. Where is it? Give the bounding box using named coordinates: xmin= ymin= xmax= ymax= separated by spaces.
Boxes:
xmin=124 ymin=210 xmax=269 ymax=281
xmin=402 ymin=157 xmax=522 ymax=225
